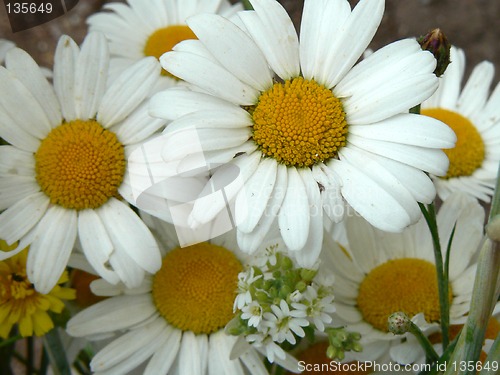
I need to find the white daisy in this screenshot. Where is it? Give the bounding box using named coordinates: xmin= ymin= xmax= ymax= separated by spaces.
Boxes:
xmin=147 ymin=0 xmax=456 ymax=266
xmin=87 ymin=0 xmax=243 ymax=89
xmin=421 ymin=46 xmax=500 ymax=202
xmin=325 ymin=192 xmax=484 ymax=360
xmin=0 ymin=32 xmax=166 ymax=293
xmin=66 ymin=221 xmax=298 ymax=375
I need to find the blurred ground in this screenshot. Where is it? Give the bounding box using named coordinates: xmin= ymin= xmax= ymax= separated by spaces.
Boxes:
xmin=1 ymin=0 xmax=499 ymax=85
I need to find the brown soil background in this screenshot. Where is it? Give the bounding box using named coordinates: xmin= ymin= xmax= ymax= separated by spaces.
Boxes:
xmin=1 ymin=0 xmax=499 ymax=85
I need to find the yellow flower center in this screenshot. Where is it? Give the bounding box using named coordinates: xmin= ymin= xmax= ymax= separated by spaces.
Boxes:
xmin=35 ymin=120 xmax=126 ymax=210
xmin=144 ymin=25 xmax=197 ymax=77
xmin=422 ymin=108 xmax=485 ymax=179
xmin=252 ymin=77 xmax=348 ymax=167
xmin=357 ymin=258 xmax=452 ymax=332
xmin=0 ymin=241 xmax=76 ymax=338
xmin=152 ymin=243 xmax=242 ymax=334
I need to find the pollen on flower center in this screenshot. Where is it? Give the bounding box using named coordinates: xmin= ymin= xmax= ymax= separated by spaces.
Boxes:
xmin=357 ymin=258 xmax=452 ymax=332
xmin=152 ymin=243 xmax=243 ymax=334
xmin=422 ymin=108 xmax=485 ymax=179
xmin=35 ymin=120 xmax=125 ymax=210
xmin=251 ymin=77 xmax=348 ymax=168
xmin=144 ymin=25 xmax=197 ymax=77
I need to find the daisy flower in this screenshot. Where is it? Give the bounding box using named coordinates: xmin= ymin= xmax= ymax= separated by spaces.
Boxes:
xmin=0 ymin=240 xmax=75 ymax=338
xmin=0 ymin=32 xmax=165 ymax=293
xmin=66 ymin=220 xmax=299 ymax=374
xmin=421 ymin=46 xmax=500 ymax=202
xmin=326 ymin=192 xmax=484 ymax=359
xmin=87 ymin=0 xmax=243 ymax=89
xmin=148 ymin=0 xmax=456 ymax=266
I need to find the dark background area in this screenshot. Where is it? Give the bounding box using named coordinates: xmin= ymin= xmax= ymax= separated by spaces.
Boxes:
xmin=1 ymin=0 xmax=500 ymax=89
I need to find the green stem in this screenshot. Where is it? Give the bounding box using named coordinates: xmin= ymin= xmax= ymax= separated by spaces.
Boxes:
xmin=409 ymin=321 xmax=440 ymax=363
xmin=42 ymin=329 xmax=71 ymax=375
xmin=241 ymin=0 xmax=253 ymax=10
xmin=419 ymin=202 xmax=450 ymax=349
xmin=0 ymin=334 xmax=22 ymax=348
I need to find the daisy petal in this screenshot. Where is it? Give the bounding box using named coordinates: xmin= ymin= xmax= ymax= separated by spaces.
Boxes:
xmin=53 ymin=35 xmax=79 ymax=121
xmin=0 ymin=146 xmax=35 ymax=177
xmin=0 ymin=192 xmax=49 ymax=247
xmin=321 ymin=0 xmax=384 ymax=88
xmin=457 ymin=61 xmax=494 ymax=118
xmin=66 ymin=294 xmax=157 ymax=337
xmin=150 ymin=88 xmax=239 ymax=121
xmin=74 ymin=32 xmax=109 ymax=120
xmin=144 ymin=325 xmax=182 ymax=375
xmin=91 ymin=319 xmax=166 ymax=372
xmin=27 ymin=206 xmax=77 ymax=294
xmin=0 ymin=176 xmax=40 ymax=210
xmin=208 ymin=331 xmax=244 ymax=375
xmin=179 ymin=331 xmax=208 ymax=375
xmin=78 ymin=210 xmax=120 ymax=285
xmin=239 ymin=0 xmax=300 ymax=80
xmin=5 ymin=48 xmax=61 ymax=128
xmin=97 ymin=198 xmax=161 ymax=274
xmin=98 ymin=57 xmax=160 ymax=128
xmin=293 ymin=168 xmax=323 ymax=268
xmin=187 ymin=14 xmax=273 ymax=91
xmin=332 ymin=158 xmax=412 ymax=232
xmin=348 ymin=113 xmax=456 ymax=149
xmin=161 ymin=50 xmax=259 ymax=105
xmin=235 ymin=158 xmax=277 ymax=234
xmin=300 ymin=0 xmax=351 ymax=81
xmin=237 ymin=164 xmax=287 ymax=254
xmin=278 ymin=167 xmax=310 ymax=251
xmin=0 ymin=68 xmax=52 ymax=139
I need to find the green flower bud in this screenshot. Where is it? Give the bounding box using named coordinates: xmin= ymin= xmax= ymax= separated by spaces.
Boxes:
xmin=300 ymin=268 xmax=317 ymax=282
xmin=387 ymin=312 xmax=412 ymax=335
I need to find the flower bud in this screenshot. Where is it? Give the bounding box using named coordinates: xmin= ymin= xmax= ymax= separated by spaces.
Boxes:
xmin=417 ymin=28 xmax=451 ymax=77
xmin=388 ymin=311 xmax=412 ymax=335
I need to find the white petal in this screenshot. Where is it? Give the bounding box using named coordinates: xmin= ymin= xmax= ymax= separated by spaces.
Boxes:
xmin=53 ymin=35 xmax=80 ymax=121
xmin=0 ymin=68 xmax=52 ymax=139
xmin=208 ymin=331 xmax=244 ymax=375
xmin=300 ymin=0 xmax=351 ymax=81
xmin=179 ymin=332 xmax=208 ymax=375
xmin=161 ymin=50 xmax=259 ymax=105
xmin=239 ymin=0 xmax=300 ymax=80
xmin=189 ymin=152 xmax=261 ymax=226
xmin=0 ymin=192 xmax=49 ymax=246
xmin=457 ymin=61 xmax=495 ymax=118
xmin=237 ymin=164 xmax=287 ymax=254
xmin=278 ymin=167 xmax=310 ymax=251
xmin=188 ymin=14 xmax=273 ymax=91
xmin=293 ymin=168 xmax=323 ymax=267
xmin=114 ymin=100 xmax=167 ymax=145
xmin=98 ymin=57 xmax=160 ymax=127
xmin=320 ymin=0 xmax=384 ymax=88
xmin=91 ymin=319 xmax=166 ymax=372
xmin=5 ymin=48 xmax=61 ymax=128
xmin=0 ymin=146 xmax=35 ymax=177
xmin=0 ymin=107 xmax=40 ymax=152
xmin=332 ymin=158 xmax=412 ymax=232
xmin=0 ymin=176 xmax=40 ymax=210
xmin=27 ymin=206 xmax=77 ymax=293
xmin=66 ymin=294 xmax=157 ymax=337
xmin=74 ymin=32 xmax=109 ymax=120
xmin=97 ymin=198 xmax=161 ymax=274
xmin=144 ymin=325 xmax=182 ymax=375
xmin=348 ymin=113 xmax=456 ymax=148
xmin=150 ymin=88 xmax=239 ymax=121
xmin=235 ymin=158 xmax=277 ymax=233
xmin=78 ymin=210 xmax=120 ymax=284
xmin=347 ymin=134 xmax=450 ymax=176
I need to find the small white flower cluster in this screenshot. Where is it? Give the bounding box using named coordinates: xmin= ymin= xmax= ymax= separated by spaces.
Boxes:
xmin=228 ymin=246 xmax=336 ymax=363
